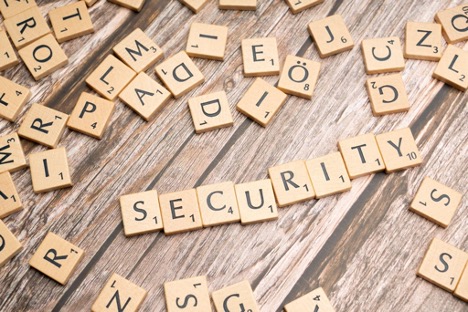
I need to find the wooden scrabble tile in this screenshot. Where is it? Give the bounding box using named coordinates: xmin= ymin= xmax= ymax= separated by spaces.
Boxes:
xmin=86 ymin=55 xmax=136 ymax=101
xmin=241 ymin=37 xmax=279 ymax=77
xmin=361 ymin=37 xmax=405 ymax=74
xmin=305 ymin=152 xmax=351 ymax=199
xmin=0 ymin=220 xmax=22 ymax=267
xmin=455 ymin=263 xmax=468 ymax=302
xmin=0 ymin=132 xmax=27 ymax=173
xmin=4 ymin=6 xmax=51 ymax=49
xmin=49 ymin=1 xmax=94 ymax=43
xmin=92 ymin=273 xmax=147 ymax=312
xmin=67 ymin=92 xmax=116 ymax=139
xmin=235 ymin=179 xmax=278 ymax=225
xmin=120 ymin=190 xmax=164 ymax=237
xmin=113 ymin=28 xmax=163 ymax=73
xmin=164 ymin=276 xmax=210 ymax=312
xmin=417 ymin=238 xmax=468 ymax=292
xmin=219 ymin=0 xmax=256 ymax=10
xmin=277 ymin=55 xmax=320 ymax=99
xmin=236 ymin=78 xmax=287 ymax=127
xmin=284 ymin=0 xmax=323 ymax=14
xmin=365 ymin=73 xmax=410 ymax=116
xmin=196 ymin=181 xmax=240 ymax=227
xmin=410 ymin=177 xmax=462 ymax=228
xmin=29 ymin=147 xmax=73 ymax=193
xmin=404 ymin=22 xmax=442 ymax=61
xmin=0 ymin=0 xmax=36 ymax=19
xmin=375 ymin=127 xmax=422 ymax=173
xmin=308 ymin=15 xmax=354 ymax=58
xmin=108 ymin=0 xmax=145 ymax=12
xmin=180 ymin=0 xmax=208 ymax=13
xmin=119 ymin=72 xmax=171 ymax=121
xmin=212 ymin=280 xmax=259 ymax=312
xmin=159 ymin=189 xmax=202 ymax=235
xmin=186 ymin=23 xmax=228 ymax=61
xmin=155 ymin=51 xmax=205 ymax=99
xmin=435 ymin=5 xmax=468 ymax=44
xmin=284 ymin=287 xmax=335 ymax=312
xmin=188 ymin=91 xmax=233 ymax=133
xmin=0 ymin=30 xmax=19 ymax=71
xmin=0 ymin=76 xmax=31 ymax=121
xmin=433 ymin=45 xmax=468 ymax=91
xmin=0 ymin=172 xmax=22 ymax=219
xmin=84 ymin=0 xmax=99 ymax=7
xmin=29 ymin=232 xmax=84 ymax=285
xmin=18 ymin=103 xmax=69 ymax=148
xmin=18 ymin=34 xmax=69 ymax=81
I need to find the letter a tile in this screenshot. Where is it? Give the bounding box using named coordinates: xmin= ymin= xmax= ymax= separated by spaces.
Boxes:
xmin=0 ymin=132 xmax=27 ymax=173
xmin=242 ymin=37 xmax=279 ymax=77
xmin=235 ymin=179 xmax=278 ymax=225
xmin=164 ymin=276 xmax=210 ymax=312
xmin=212 ymin=281 xmax=259 ymax=312
xmin=435 ymin=5 xmax=468 ymax=44
xmin=0 ymin=76 xmax=31 ymax=122
xmin=361 ymin=37 xmax=405 ymax=74
xmin=284 ymin=287 xmax=335 ymax=312
xmin=0 ymin=171 xmax=22 ymax=219
xmin=433 ymin=45 xmax=468 ymax=91
xmin=0 ymin=220 xmax=22 ymax=267
xmin=188 ymin=91 xmax=233 ymax=133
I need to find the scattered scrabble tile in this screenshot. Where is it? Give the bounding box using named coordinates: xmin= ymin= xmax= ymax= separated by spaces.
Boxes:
xmin=186 ymin=23 xmax=228 ymax=61
xmin=4 ymin=6 xmax=51 ymax=49
xmin=284 ymin=0 xmax=323 ymax=14
xmin=0 ymin=220 xmax=22 ymax=267
xmin=29 ymin=147 xmax=73 ymax=193
xmin=188 ymin=91 xmax=233 ymax=133
xmin=119 ymin=72 xmax=171 ymax=121
xmin=338 ymin=133 xmax=385 ymax=179
xmin=49 ymin=1 xmax=94 ymax=43
xmin=0 ymin=0 xmax=36 ymax=19
xmin=196 ymin=181 xmax=240 ymax=227
xmin=308 ymin=15 xmax=354 ymax=58
xmin=86 ymin=55 xmax=136 ymax=101
xmin=433 ymin=45 xmax=468 ymax=91
xmin=305 ymin=152 xmax=351 ymax=198
xmin=361 ymin=37 xmax=405 ymax=74
xmin=0 ymin=76 xmax=31 ymax=121
xmin=108 ymin=0 xmax=146 ymax=12
xmin=455 ymin=263 xmax=468 ymax=302
xmin=0 ymin=132 xmax=27 ymax=173
xmin=29 ymin=232 xmax=84 ymax=285
xmin=435 ymin=5 xmax=468 ymax=44
xmin=236 ymin=78 xmax=287 ymax=127
xmin=365 ymin=73 xmax=410 ymax=116
xmin=164 ymin=276 xmax=210 ymax=312
xmin=0 ymin=171 xmax=22 ymax=219
xmin=410 ymin=177 xmax=462 ymax=228
xmin=277 ymin=55 xmax=320 ymax=99
xmin=67 ymin=92 xmax=116 ymax=139
xmin=18 ymin=34 xmax=69 ymax=81
xmin=155 ymin=51 xmax=205 ymax=99
xmin=18 ymin=103 xmax=69 ymax=148
xmin=375 ymin=127 xmax=422 ymax=173
xmin=417 ymin=238 xmax=468 ymax=292
xmin=284 ymin=287 xmax=335 ymax=312
xmin=159 ymin=189 xmax=203 ymax=235
xmin=0 ymin=30 xmax=19 ymax=71
xmin=404 ymin=22 xmax=442 ymax=61
xmin=84 ymin=0 xmax=99 ymax=7
xmin=113 ymin=28 xmax=163 ymax=73
xmin=241 ymin=37 xmax=279 ymax=77
xmin=92 ymin=273 xmax=147 ymax=312
xmin=179 ymin=0 xmax=208 ymax=13
xmin=235 ymin=179 xmax=278 ymax=225
xmin=120 ymin=190 xmax=164 ymax=237
xmin=212 ymin=280 xmax=259 ymax=312
xmin=219 ymin=0 xmax=256 ymax=10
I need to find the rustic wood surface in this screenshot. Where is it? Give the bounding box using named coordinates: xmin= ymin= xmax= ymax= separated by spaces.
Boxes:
xmin=0 ymin=0 xmax=467 ymax=311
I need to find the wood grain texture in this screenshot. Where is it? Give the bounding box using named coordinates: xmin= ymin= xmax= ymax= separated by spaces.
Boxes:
xmin=0 ymin=0 xmax=466 ymax=311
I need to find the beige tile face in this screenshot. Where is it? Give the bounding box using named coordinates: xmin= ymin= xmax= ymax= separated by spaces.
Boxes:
xmin=196 ymin=181 xmax=240 ymax=227
xmin=0 ymin=30 xmax=19 ymax=71
xmin=164 ymin=276 xmax=210 ymax=312
xmin=417 ymin=238 xmax=468 ymax=292
xmin=92 ymin=273 xmax=147 ymax=312
xmin=113 ymin=28 xmax=163 ymax=73
xmin=86 ymin=55 xmax=136 ymax=101
xmin=236 ymin=78 xmax=287 ymax=127
xmin=284 ymin=287 xmax=335 ymax=312
xmin=18 ymin=103 xmax=69 ymax=148
xmin=435 ymin=5 xmax=468 ymax=44
xmin=180 ymin=0 xmax=209 ymax=13
xmin=308 ymin=15 xmax=354 ymax=58
xmin=108 ymin=0 xmax=145 ymax=12
xmin=219 ymin=0 xmax=256 ymax=10
xmin=186 ymin=23 xmax=228 ymax=60
xmin=120 ymin=190 xmax=164 ymax=237
xmin=0 ymin=172 xmax=22 ymax=219
xmin=0 ymin=0 xmax=36 ymax=19
xmin=155 ymin=51 xmax=205 ymax=99
xmin=235 ymin=179 xmax=278 ymax=225
xmin=338 ymin=133 xmax=385 ymax=179
xmin=188 ymin=91 xmax=233 ymax=133
xmin=365 ymin=73 xmax=410 ymax=116
xmin=84 ymin=0 xmax=99 ymax=6
xmin=305 ymin=152 xmax=351 ymax=198
xmin=375 ymin=127 xmax=422 ymax=173
xmin=0 ymin=133 xmax=27 ymax=173
xmin=433 ymin=45 xmax=468 ymax=91
xmin=0 ymin=76 xmax=31 ymax=122
xmin=454 ymin=263 xmax=468 ymax=302
xmin=268 ymin=160 xmax=315 ymax=207
xmin=49 ymin=1 xmax=94 ymax=43
xmin=284 ymin=0 xmax=323 ymax=14
xmin=29 ymin=147 xmax=73 ymax=193
xmin=159 ymin=189 xmax=202 ymax=235
xmin=278 ymin=55 xmax=320 ymax=99
xmin=410 ymin=177 xmax=462 ymax=228
xmin=67 ymin=92 xmax=115 ymax=139
xmin=241 ymin=37 xmax=279 ymax=77
xmin=361 ymin=37 xmax=405 ymax=74
xmin=404 ymin=22 xmax=442 ymax=61
xmin=0 ymin=220 xmax=22 ymax=267
xmin=212 ymin=280 xmax=259 ymax=312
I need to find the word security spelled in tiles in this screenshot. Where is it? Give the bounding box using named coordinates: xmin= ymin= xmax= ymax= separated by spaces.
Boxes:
xmin=219 ymin=0 xmax=257 ymax=10
xmin=404 ymin=22 xmax=442 ymax=61
xmin=433 ymin=45 xmax=468 ymax=91
xmin=164 ymin=276 xmax=211 ymax=312
xmin=278 ymin=55 xmax=321 ymax=99
xmin=365 ymin=73 xmax=410 ymax=116
xmin=108 ymin=0 xmax=146 ymax=12
xmin=242 ymin=37 xmax=279 ymax=76
xmin=0 ymin=171 xmax=22 ymax=219
xmin=235 ymin=179 xmax=278 ymax=225
xmin=284 ymin=287 xmax=335 ymax=312
xmin=0 ymin=76 xmax=31 ymax=121
xmin=49 ymin=1 xmax=94 ymax=43
xmin=0 ymin=0 xmax=36 ymax=19
xmin=0 ymin=132 xmax=27 ymax=173
xmin=212 ymin=280 xmax=259 ymax=312
xmin=188 ymin=91 xmax=233 ymax=133
xmin=186 ymin=22 xmax=228 ymax=60
xmin=179 ymin=0 xmax=209 ymax=13
xmin=308 ymin=15 xmax=354 ymax=58
xmin=285 ymin=0 xmax=323 ymax=14
xmin=0 ymin=220 xmax=22 ymax=267
xmin=455 ymin=263 xmax=468 ymax=302
xmin=435 ymin=5 xmax=468 ymax=43
xmin=361 ymin=37 xmax=405 ymax=74
xmin=0 ymin=30 xmax=19 ymax=71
